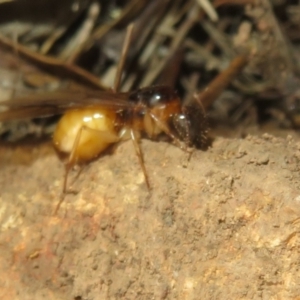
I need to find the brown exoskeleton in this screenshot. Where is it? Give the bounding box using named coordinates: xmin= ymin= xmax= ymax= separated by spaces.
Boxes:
xmin=0 ymin=25 xmax=207 ymax=211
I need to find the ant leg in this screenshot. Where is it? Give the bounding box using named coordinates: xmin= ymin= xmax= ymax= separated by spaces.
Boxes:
xmin=149 ymin=112 xmax=191 ymax=153
xmin=179 ymin=110 xmax=194 ymax=162
xmin=62 ymin=126 xmax=86 ymax=194
xmin=149 ymin=112 xmax=194 ymax=170
xmin=71 ymin=165 xmax=85 ymax=186
xmin=54 ymin=126 xmax=85 ymax=214
xmin=61 ymin=125 xmax=119 ymax=194
xmin=55 ymin=125 xmax=118 ymax=214
xmin=130 ymin=129 xmax=151 ymax=190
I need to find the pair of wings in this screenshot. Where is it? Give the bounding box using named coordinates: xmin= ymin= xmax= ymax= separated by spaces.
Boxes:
xmin=0 ymin=89 xmax=136 ymax=122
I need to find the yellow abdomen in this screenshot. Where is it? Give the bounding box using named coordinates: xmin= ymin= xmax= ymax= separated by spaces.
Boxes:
xmin=53 ymin=107 xmax=119 ymax=163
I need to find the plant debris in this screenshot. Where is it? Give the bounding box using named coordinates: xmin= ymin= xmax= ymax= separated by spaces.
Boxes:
xmin=0 ymin=0 xmax=300 ymax=138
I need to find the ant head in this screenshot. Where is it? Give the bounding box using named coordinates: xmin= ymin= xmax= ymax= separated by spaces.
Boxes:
xmin=172 ymin=103 xmax=208 ymax=149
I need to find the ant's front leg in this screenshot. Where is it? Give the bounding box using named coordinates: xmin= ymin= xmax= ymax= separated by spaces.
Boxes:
xmin=149 ymin=112 xmax=192 ymax=154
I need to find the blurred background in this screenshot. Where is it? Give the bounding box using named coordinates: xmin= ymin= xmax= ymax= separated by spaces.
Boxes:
xmin=0 ymin=0 xmax=300 ymax=141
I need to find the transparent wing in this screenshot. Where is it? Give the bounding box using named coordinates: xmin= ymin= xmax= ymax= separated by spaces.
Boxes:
xmin=0 ymin=89 xmax=134 ymax=121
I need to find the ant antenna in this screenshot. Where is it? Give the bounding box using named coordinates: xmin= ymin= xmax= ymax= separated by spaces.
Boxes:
xmin=113 ymin=23 xmax=134 ymax=92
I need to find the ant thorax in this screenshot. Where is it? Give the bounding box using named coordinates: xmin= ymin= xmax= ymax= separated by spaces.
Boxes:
xmin=126 ymin=85 xmax=183 ymax=139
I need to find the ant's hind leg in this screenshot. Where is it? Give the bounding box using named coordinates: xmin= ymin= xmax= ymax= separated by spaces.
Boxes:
xmin=54 ymin=126 xmax=84 ymax=214
xmin=62 ymin=125 xmax=119 ymax=194
xmin=130 ymin=129 xmax=151 ymax=190
xmin=55 ymin=125 xmax=118 ymax=214
xmin=62 ymin=126 xmax=85 ymax=194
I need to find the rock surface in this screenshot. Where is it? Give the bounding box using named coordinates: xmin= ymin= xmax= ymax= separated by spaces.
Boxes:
xmin=0 ymin=134 xmax=300 ymax=299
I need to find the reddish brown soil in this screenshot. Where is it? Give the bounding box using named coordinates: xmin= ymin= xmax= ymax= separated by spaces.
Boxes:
xmin=1 ymin=133 xmax=300 ymax=299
